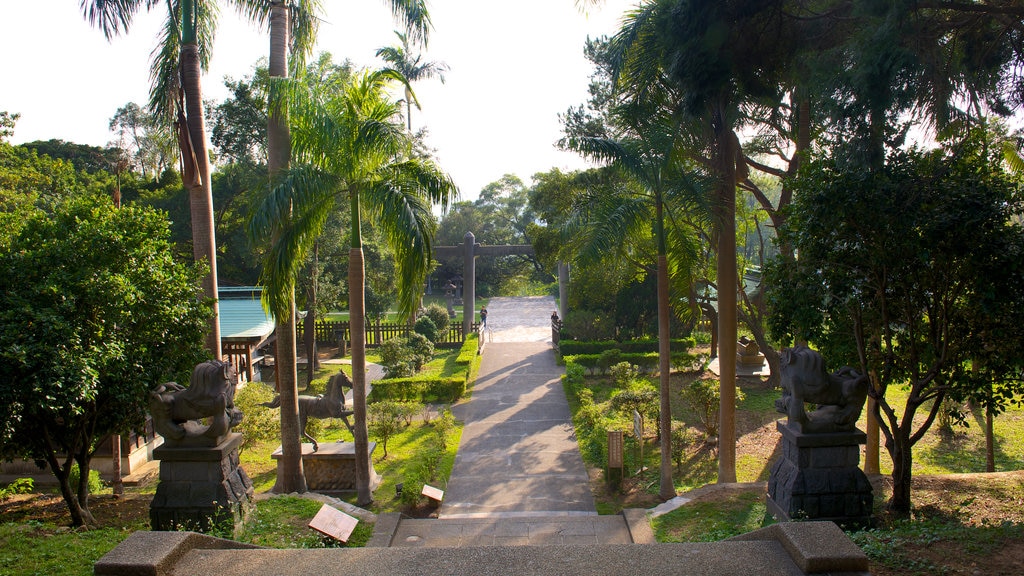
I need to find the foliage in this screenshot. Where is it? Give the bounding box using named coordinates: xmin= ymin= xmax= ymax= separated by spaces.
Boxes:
xmin=413 ymin=315 xmax=439 ymax=344
xmin=559 ymin=338 xmax=696 ymax=356
xmin=399 ymin=408 xmax=456 ymax=507
xmin=766 ymin=133 xmax=1024 ymax=512
xmin=0 ymin=194 xmax=210 ymax=526
xmin=368 ymin=401 xmax=406 ymax=459
xmin=378 ymin=333 xmax=434 ymax=379
xmin=370 ymin=377 xmax=466 ymax=404
xmin=610 ymin=384 xmax=660 ymax=437
xmin=0 ymin=478 xmax=34 ymax=501
xmin=561 ymin=309 xmax=616 ymax=341
xmin=564 ymin=351 xmax=697 ymax=375
xmin=608 ymin=361 xmax=639 ymax=388
xmin=680 ymin=378 xmax=745 ymax=440
xmin=233 ymin=382 xmax=280 ymax=456
xmin=421 ymin=303 xmax=450 ymax=337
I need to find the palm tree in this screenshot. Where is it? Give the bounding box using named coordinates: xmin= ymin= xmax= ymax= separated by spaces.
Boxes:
xmin=82 ymin=0 xmax=276 ymax=358
xmin=376 ymin=31 xmax=448 ymax=131
xmin=607 ymin=0 xmax=796 ymax=483
xmin=250 ymin=67 xmax=457 ymax=505
xmin=264 ymin=0 xmax=321 ymax=495
xmin=563 ymin=93 xmax=710 ymax=501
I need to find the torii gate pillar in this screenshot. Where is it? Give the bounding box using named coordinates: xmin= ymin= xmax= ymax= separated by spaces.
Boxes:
xmin=462 ymin=231 xmax=479 ymax=336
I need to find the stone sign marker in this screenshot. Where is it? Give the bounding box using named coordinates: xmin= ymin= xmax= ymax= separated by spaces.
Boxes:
xmin=308 ymin=504 xmax=358 ymax=543
xmin=607 ymin=430 xmax=624 ymax=490
xmin=421 ymin=484 xmax=445 ymax=503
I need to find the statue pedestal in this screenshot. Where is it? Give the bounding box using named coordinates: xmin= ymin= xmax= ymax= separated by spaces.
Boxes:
xmin=767 ymin=421 xmax=873 ymax=529
xmin=150 ymin=432 xmax=253 ymax=536
xmin=272 ymin=442 xmax=381 ymax=494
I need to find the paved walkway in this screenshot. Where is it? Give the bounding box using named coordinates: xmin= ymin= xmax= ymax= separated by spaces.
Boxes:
xmin=379 ymin=297 xmax=633 ymax=546
xmin=441 ymin=297 xmax=594 ymax=518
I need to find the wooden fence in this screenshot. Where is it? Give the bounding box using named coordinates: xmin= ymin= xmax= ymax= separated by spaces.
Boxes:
xmin=296 ymin=319 xmax=478 ymax=348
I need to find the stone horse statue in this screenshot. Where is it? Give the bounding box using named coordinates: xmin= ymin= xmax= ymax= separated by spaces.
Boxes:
xmin=150 ymin=360 xmax=243 ymax=447
xmin=263 ymin=371 xmax=355 ymax=452
xmin=776 ymin=345 xmax=869 ymax=433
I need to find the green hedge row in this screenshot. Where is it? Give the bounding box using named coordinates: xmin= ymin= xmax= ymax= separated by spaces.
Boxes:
xmin=558 ymin=337 xmax=696 ymax=356
xmin=563 ymin=350 xmax=706 ymax=374
xmin=370 ymin=334 xmax=478 ymax=403
xmin=370 ymin=377 xmax=466 ymax=403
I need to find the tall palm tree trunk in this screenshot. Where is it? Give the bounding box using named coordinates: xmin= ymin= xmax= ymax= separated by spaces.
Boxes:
xmin=180 ymin=42 xmax=221 ymax=358
xmin=350 ymin=196 xmax=373 ymax=506
xmin=268 ymin=3 xmax=305 ymax=493
xmin=716 ymin=119 xmax=739 ymax=484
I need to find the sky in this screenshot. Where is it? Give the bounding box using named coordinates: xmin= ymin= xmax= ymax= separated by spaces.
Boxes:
xmin=1 ymin=1 xmax=637 ymax=201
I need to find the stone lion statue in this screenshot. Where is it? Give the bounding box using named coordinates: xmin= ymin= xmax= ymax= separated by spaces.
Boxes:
xmin=776 ymin=345 xmax=869 ymax=433
xmin=150 ymin=360 xmax=243 ymax=446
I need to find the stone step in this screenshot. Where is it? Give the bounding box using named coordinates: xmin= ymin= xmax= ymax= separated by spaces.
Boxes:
xmin=371 ymin=512 xmax=650 ymax=548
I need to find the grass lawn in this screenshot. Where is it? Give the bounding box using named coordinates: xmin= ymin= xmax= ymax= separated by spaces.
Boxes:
xmin=565 ymin=345 xmax=1024 ymax=575
xmin=0 ymin=344 xmax=473 ymax=576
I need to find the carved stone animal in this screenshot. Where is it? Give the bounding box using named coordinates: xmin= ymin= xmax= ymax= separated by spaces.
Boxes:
xmin=776 ymin=345 xmax=869 ymax=433
xmin=150 ymin=360 xmax=242 ymax=446
xmin=263 ymin=371 xmax=354 ymax=451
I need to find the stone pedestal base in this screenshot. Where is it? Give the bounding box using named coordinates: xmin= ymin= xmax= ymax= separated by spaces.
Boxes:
xmin=272 ymin=442 xmax=380 ymax=494
xmin=767 ymin=421 xmax=873 ymax=529
xmin=150 ymin=433 xmax=253 ymax=536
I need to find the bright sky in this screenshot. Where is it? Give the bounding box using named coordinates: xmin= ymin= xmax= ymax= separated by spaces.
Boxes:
xmin=2 ymin=1 xmax=636 ymax=201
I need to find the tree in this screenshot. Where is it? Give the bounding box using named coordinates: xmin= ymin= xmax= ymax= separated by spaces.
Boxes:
xmin=249 ymin=66 xmax=456 ymax=505
xmin=766 ymin=133 xmax=1024 ymax=513
xmin=109 ymin=102 xmax=177 ymax=177
xmin=0 ymin=195 xmax=210 ymax=527
xmin=561 ymin=81 xmax=711 ymax=500
xmin=376 ymin=30 xmax=448 ymax=131
xmin=82 ymin=0 xmax=278 ymax=357
xmin=607 ymin=0 xmax=801 ymax=484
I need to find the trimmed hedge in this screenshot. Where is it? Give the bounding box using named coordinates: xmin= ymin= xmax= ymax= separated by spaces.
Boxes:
xmin=370 ymin=334 xmax=478 ymax=404
xmin=558 ymin=337 xmax=696 ymax=356
xmin=563 ymin=350 xmax=705 ymax=375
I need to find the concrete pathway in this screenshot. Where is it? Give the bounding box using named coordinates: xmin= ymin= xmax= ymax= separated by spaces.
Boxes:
xmin=441 ymin=296 xmax=594 ymax=518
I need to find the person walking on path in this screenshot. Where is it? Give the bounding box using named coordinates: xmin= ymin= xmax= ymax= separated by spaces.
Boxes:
xmin=480 ymin=306 xmax=488 ymax=328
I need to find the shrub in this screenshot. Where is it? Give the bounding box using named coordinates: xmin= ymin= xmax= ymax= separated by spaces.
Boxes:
xmin=559 ymin=338 xmax=697 ymax=356
xmin=406 ymin=332 xmax=435 ymax=370
xmin=671 ymin=421 xmax=693 ymax=470
xmin=379 ymin=337 xmax=414 ymax=378
xmin=234 ymin=382 xmax=280 ymax=455
xmin=680 ymin=377 xmax=745 ymax=440
xmin=598 ymin=349 xmax=623 ymax=374
xmin=69 ymin=463 xmax=104 ymax=495
xmin=610 ymin=384 xmax=659 ymax=437
xmin=396 ymin=401 xmax=423 ymax=426
xmin=563 ymin=361 xmax=585 ymax=392
xmin=401 ymin=408 xmax=455 ymax=507
xmin=422 ymin=303 xmax=450 ymax=336
xmin=371 ymin=377 xmax=466 ymax=404
xmin=0 ymin=478 xmax=34 ymax=501
xmin=609 ymin=361 xmax=639 ymax=387
xmin=413 ymin=315 xmax=439 ymax=344
xmin=562 ymin=309 xmax=615 ymax=341
xmin=368 ymin=401 xmax=405 ymax=458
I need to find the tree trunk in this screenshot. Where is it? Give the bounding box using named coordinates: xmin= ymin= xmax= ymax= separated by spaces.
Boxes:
xmin=716 ymin=123 xmax=739 ymax=484
xmin=304 ymin=243 xmax=319 ymax=390
xmin=350 ymin=246 xmax=373 ymax=506
xmin=986 ymin=404 xmax=995 ymax=473
xmin=657 ymin=251 xmax=675 ymax=500
xmin=180 ymin=42 xmax=221 ymax=358
xmin=887 ymin=432 xmax=914 ymax=513
xmin=268 ymin=3 xmax=305 ymax=494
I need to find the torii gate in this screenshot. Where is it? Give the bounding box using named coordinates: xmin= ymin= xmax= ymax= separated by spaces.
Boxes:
xmin=434 ymin=231 xmax=569 ymax=336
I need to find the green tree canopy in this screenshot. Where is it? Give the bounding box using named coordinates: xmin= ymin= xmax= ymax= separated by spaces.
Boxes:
xmin=765 ymin=131 xmax=1024 ymax=513
xmin=0 ymin=194 xmax=211 ymax=527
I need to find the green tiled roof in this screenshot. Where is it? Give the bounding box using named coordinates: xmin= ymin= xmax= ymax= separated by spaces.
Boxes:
xmin=219 ymin=290 xmax=275 ymax=341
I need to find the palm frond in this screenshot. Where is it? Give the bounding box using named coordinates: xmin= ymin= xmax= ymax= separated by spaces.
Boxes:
xmin=80 ymin=0 xmax=150 ymax=40
xmin=388 ymin=0 xmax=432 ymax=47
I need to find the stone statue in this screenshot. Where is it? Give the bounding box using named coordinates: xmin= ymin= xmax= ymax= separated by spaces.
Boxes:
xmin=150 ymin=360 xmax=243 ymax=447
xmin=262 ymin=371 xmax=354 ymax=452
xmin=775 ymin=345 xmax=869 ymax=433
